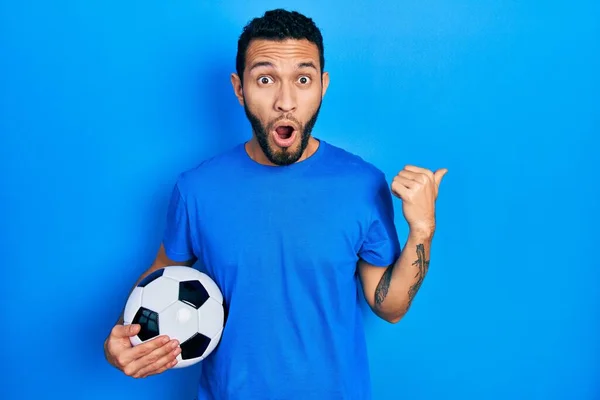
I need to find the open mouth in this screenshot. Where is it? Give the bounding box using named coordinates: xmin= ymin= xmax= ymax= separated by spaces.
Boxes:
xmin=272 ymin=124 xmax=297 ymax=148
xmin=275 ymin=125 xmax=294 ymax=140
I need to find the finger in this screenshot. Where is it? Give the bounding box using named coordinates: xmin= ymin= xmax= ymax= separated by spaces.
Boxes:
xmin=115 ymin=334 xmax=170 ymax=368
xmin=394 ymin=176 xmax=416 ymax=189
xmin=111 ymin=323 xmax=140 ymax=338
xmin=141 ymin=358 xmax=179 ymax=378
xmin=398 ymin=169 xmax=426 ymax=184
xmin=131 ymin=341 xmax=181 ymax=378
xmin=127 ymin=335 xmax=172 ymax=361
xmin=404 ymin=165 xmax=434 ymax=181
xmin=124 ymin=339 xmax=180 ymax=378
xmin=138 ymin=347 xmax=181 ymax=378
xmin=391 ymin=179 xmax=412 ymax=199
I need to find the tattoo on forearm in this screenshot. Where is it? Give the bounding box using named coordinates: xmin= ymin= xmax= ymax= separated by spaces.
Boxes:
xmin=373 ymin=243 xmax=430 ymax=309
xmin=406 ymin=243 xmax=430 ymax=310
xmin=374 ymin=265 xmax=394 ymax=306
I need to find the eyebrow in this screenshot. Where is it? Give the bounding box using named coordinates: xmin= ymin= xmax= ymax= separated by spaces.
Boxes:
xmin=297 ymin=61 xmax=318 ymax=71
xmin=249 ymin=61 xmax=275 ymax=71
xmin=249 ymin=61 xmax=318 ymax=72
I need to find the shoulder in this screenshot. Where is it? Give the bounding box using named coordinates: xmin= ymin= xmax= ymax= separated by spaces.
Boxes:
xmin=173 ymin=142 xmax=246 ymax=195
xmin=321 ymin=140 xmax=388 ymax=187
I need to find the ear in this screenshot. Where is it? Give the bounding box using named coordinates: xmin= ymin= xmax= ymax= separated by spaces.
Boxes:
xmin=231 ymin=73 xmax=244 ymax=106
xmin=321 ymin=71 xmax=330 ymax=99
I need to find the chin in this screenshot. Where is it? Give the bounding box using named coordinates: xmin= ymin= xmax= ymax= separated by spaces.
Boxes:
xmin=267 ymin=136 xmax=305 ymax=166
xmin=272 ymin=136 xmax=300 ymax=152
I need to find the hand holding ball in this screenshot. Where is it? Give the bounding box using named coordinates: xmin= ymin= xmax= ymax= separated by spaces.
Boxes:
xmin=122 ymin=266 xmax=225 ymax=370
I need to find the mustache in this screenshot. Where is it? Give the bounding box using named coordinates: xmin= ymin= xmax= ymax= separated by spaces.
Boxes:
xmin=266 ymin=114 xmax=303 ymax=131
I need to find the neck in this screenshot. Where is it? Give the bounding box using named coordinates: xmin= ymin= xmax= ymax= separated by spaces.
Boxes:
xmin=245 ymin=136 xmax=320 ymax=166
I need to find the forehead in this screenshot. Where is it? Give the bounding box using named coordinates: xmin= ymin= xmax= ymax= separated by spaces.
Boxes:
xmin=245 ymin=39 xmax=320 ymax=71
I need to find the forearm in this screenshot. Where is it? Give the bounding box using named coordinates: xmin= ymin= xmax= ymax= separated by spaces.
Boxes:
xmin=373 ymin=229 xmax=433 ymax=323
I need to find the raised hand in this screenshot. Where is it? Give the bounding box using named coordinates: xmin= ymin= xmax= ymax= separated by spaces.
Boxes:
xmin=391 ymin=165 xmax=447 ymax=236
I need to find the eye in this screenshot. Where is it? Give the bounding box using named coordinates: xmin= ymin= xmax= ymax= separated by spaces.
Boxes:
xmin=258 ymin=76 xmax=274 ymax=85
xmin=298 ymin=76 xmax=311 ymax=85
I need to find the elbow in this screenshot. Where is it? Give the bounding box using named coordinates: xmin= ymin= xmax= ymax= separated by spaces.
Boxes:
xmin=385 ymin=314 xmax=404 ymax=324
xmin=373 ymin=306 xmax=407 ymax=324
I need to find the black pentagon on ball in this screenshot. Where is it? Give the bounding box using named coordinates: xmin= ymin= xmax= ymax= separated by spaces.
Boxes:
xmin=179 ymin=280 xmax=210 ymax=309
xmin=132 ymin=307 xmax=159 ymax=341
xmin=137 ymin=268 xmax=164 ymax=287
xmin=180 ymin=332 xmax=212 ymax=360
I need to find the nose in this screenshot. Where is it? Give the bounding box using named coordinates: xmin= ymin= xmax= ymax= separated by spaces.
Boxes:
xmin=274 ymin=81 xmax=297 ymax=113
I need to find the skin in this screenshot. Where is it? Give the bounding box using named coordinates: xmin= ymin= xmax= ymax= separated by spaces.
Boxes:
xmin=104 ymin=37 xmax=448 ymax=380
xmin=104 ymin=245 xmax=194 ymax=378
xmin=359 ymin=166 xmax=447 ymax=323
xmin=230 ymin=38 xmax=330 ymax=166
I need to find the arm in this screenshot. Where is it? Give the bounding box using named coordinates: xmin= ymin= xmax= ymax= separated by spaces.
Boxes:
xmin=359 ymin=229 xmax=432 ymax=323
xmin=104 ymin=178 xmax=198 ymax=378
xmin=359 ymin=164 xmax=446 ymax=324
xmin=104 ymin=243 xmax=196 ymax=377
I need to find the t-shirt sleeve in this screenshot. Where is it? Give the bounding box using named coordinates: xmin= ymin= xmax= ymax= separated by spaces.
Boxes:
xmin=162 ymin=180 xmax=195 ymax=262
xmin=358 ymin=172 xmax=402 ymax=267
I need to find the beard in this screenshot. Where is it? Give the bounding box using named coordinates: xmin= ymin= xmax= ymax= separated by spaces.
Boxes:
xmin=243 ymin=99 xmax=322 ymax=166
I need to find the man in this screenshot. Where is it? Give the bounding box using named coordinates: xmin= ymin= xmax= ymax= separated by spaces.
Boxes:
xmin=104 ymin=8 xmax=447 ymax=399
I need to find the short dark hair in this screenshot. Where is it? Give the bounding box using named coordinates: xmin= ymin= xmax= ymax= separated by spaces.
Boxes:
xmin=235 ymin=9 xmax=325 ymax=84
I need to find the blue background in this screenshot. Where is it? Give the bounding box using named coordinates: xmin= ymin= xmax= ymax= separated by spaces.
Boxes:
xmin=1 ymin=1 xmax=598 ymax=399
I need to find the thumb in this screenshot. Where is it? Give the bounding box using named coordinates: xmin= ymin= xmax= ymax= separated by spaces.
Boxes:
xmin=125 ymin=323 xmax=141 ymax=337
xmin=434 ymin=168 xmax=448 ymax=186
xmin=113 ymin=323 xmax=140 ymax=338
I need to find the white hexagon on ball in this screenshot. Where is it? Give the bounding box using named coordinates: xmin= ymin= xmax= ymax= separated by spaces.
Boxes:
xmin=198 ymin=298 xmax=225 ymax=339
xmin=159 ymin=301 xmax=199 ymax=344
xmin=141 ymin=275 xmax=179 ymax=313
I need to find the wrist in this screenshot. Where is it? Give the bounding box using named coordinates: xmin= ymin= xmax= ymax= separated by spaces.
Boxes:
xmin=408 ymin=224 xmax=435 ymax=241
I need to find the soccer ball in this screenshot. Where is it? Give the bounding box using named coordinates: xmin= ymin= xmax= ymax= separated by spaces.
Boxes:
xmin=123 ymin=266 xmax=225 ymax=368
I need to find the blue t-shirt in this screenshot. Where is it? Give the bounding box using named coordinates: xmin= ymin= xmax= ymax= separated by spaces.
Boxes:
xmin=163 ymin=139 xmax=401 ymax=400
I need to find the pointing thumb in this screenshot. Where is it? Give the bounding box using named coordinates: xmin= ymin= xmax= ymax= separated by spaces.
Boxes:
xmin=434 ymin=168 xmax=448 ymax=186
